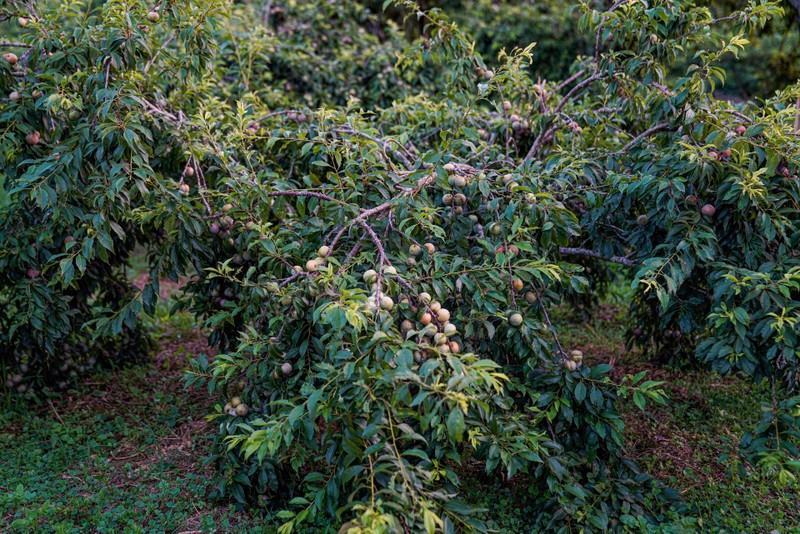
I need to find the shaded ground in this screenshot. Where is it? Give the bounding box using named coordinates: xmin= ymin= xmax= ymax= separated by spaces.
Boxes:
xmin=0 ymin=327 xmax=265 ymax=533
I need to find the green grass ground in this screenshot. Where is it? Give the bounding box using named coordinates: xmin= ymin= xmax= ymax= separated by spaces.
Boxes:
xmin=1 ymin=301 xmax=798 ymax=532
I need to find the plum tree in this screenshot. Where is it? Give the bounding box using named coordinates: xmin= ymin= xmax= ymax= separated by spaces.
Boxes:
xmin=1 ymin=0 xmax=798 ymax=531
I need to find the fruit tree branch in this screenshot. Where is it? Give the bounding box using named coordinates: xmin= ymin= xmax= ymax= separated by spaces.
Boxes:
xmin=558 ymin=247 xmax=636 ymax=267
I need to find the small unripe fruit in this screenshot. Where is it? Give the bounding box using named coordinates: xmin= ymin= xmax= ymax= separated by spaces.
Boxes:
xmin=429 ymin=301 xmax=442 ymax=313
xmin=401 ymin=319 xmax=414 ymax=332
xmin=442 ymin=193 xmax=453 ymax=205
xmin=512 ymin=279 xmax=524 ymax=292
xmin=484 ymin=70 xmax=494 ymax=80
xmin=306 ymin=259 xmax=319 ymax=272
xmin=222 ymin=203 xmax=233 ymax=212
xmin=420 ymin=312 xmax=432 ymax=325
xmin=443 ymin=322 xmax=457 ymax=335
xmin=383 ymin=265 xmax=397 ymax=276
xmin=235 ymin=404 xmax=248 ymax=417
xmin=363 ymin=269 xmax=378 ymax=283
xmin=720 ymin=148 xmax=732 ymax=159
xmin=444 ymin=163 xmax=456 ymax=174
xmin=231 ymin=396 xmax=242 ymax=407
xmin=245 ymin=221 xmax=256 ymax=230
xmin=2 ymin=53 xmax=19 ymax=65
xmin=209 ymin=223 xmax=220 ymax=234
xmin=419 ymin=292 xmax=432 ymax=303
xmin=424 ymin=243 xmax=435 ymax=254
xmin=185 ymin=166 xmax=195 ymax=177
xmin=524 ymin=291 xmax=537 ymax=304
xmin=281 ymin=362 xmax=293 ymax=375
xmin=147 ymin=11 xmax=160 ymax=22
xmin=9 ymin=91 xmax=21 ymax=101
xmin=25 ymin=131 xmax=40 ymax=145
xmin=380 ymin=296 xmax=394 ymax=310
xmin=437 ymin=308 xmax=450 ymax=323
xmin=565 ymin=360 xmax=577 ymax=372
xmin=708 ymin=150 xmax=718 ymax=160
xmin=410 ymin=244 xmax=422 ymax=256
xmin=570 ymin=350 xmax=583 ymax=363
xmin=701 ymin=204 xmax=716 ymax=217
xmin=636 ymin=214 xmax=649 ymax=226
xmin=318 ymin=245 xmax=330 ymax=257
xmin=502 ymin=100 xmax=512 ymax=111
xmin=508 ymin=245 xmax=519 ymax=256
xmin=685 ymin=194 xmax=698 ymax=205
xmin=448 ymin=341 xmax=460 ymax=354
xmin=178 ymin=183 xmax=190 ymax=194
xmin=26 ymin=268 xmax=40 ymax=279
xmin=224 ymin=403 xmax=232 ymax=412
xmin=736 ymin=125 xmax=747 ymax=135
xmin=509 ymin=313 xmax=523 ymax=327
xmin=18 ymin=17 xmax=29 ymax=27
xmin=434 ymin=333 xmax=447 ymax=346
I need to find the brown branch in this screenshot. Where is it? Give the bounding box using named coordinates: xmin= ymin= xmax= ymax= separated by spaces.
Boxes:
xmin=558 ymin=247 xmax=636 ymax=267
xmin=612 ymin=123 xmax=672 ymax=155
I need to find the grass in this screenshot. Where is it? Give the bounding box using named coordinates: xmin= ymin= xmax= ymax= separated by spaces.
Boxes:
xmin=0 ymin=315 xmax=264 ymax=533
xmin=1 ymin=297 xmax=798 ymax=532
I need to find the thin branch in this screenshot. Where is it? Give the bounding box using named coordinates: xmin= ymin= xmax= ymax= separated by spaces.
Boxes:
xmin=612 ymin=123 xmax=672 ymax=155
xmin=558 ymin=247 xmax=636 ymax=267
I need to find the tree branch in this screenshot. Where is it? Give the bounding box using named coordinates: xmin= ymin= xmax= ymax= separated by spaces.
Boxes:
xmin=558 ymin=247 xmax=636 ymax=267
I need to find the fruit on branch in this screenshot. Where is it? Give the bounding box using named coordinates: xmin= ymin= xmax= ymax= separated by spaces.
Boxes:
xmin=484 ymin=70 xmax=494 ymax=80
xmin=524 ymin=291 xmax=537 ymax=304
xmin=409 ymin=244 xmax=421 ymax=256
xmin=429 ymin=301 xmax=441 ymax=313
xmin=701 ymin=204 xmax=716 ymax=217
xmin=25 ymin=131 xmax=40 ymax=145
xmin=443 ymin=322 xmax=457 ymax=335
xmin=509 ymin=313 xmax=523 ymax=327
xmin=442 ymin=193 xmax=453 ymax=205
xmin=2 ymin=53 xmax=18 ymax=65
xmin=636 ymin=214 xmax=649 ymax=226
xmin=708 ymin=150 xmax=718 ymax=160
xmin=318 ymin=246 xmax=330 ymax=257
xmin=437 ymin=308 xmax=451 ymax=322
xmin=26 ymin=268 xmax=40 ymax=279
xmin=147 ymin=11 xmax=160 ymax=22
xmin=424 ymin=243 xmax=435 ymax=254
xmin=508 ymin=245 xmax=519 ymax=256
xmin=9 ymin=91 xmax=21 ymax=101
xmin=231 ymin=396 xmax=242 ymax=407
xmin=685 ymin=194 xmax=697 ymax=205
xmin=512 ymin=278 xmax=524 ymax=291
xmin=444 ymin=163 xmax=456 ymax=173
xmin=178 ymin=183 xmax=190 ymax=194
xmin=502 ymin=100 xmax=512 ymax=111
xmin=380 ymin=296 xmax=394 ymax=310
xmin=185 ymin=166 xmax=195 ymax=177
xmin=235 ymin=404 xmax=249 ymax=416
xmin=736 ymin=125 xmax=747 ymax=135
xmin=401 ymin=320 xmax=414 ymax=333
xmin=305 ymin=259 xmax=319 ymax=272
xmin=363 ymin=269 xmax=378 ymax=283
xmin=420 ymin=312 xmax=432 ymax=325
xmin=419 ymin=292 xmax=432 ymax=303
xmin=564 ymin=360 xmax=578 ymax=371
xmin=222 ymin=203 xmax=233 ymax=213
xmin=18 ymin=17 xmax=29 ymax=27
xmin=281 ymin=362 xmax=293 ymax=375
xmin=570 ymin=350 xmax=583 ymax=363
xmin=210 ymin=222 xmax=221 ymax=234
xmin=720 ymin=148 xmax=732 ymax=159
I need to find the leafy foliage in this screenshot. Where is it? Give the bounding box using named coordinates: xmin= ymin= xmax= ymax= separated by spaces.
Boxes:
xmin=1 ymin=0 xmax=799 ymax=530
